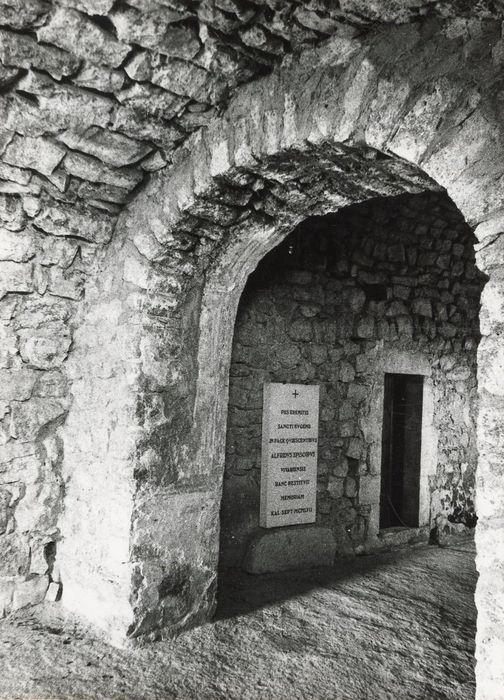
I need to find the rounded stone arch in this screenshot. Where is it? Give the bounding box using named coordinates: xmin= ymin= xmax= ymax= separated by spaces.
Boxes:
xmin=59 ymin=19 xmax=504 ymax=695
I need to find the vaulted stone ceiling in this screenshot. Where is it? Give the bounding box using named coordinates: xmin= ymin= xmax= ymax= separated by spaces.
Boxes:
xmin=0 ymin=0 xmax=503 ymax=257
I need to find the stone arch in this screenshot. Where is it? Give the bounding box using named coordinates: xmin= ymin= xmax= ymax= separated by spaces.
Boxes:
xmin=58 ymin=19 xmax=504 ymax=695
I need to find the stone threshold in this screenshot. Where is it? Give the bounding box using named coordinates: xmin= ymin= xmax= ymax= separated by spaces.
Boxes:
xmin=375 ymin=525 xmax=430 ymax=550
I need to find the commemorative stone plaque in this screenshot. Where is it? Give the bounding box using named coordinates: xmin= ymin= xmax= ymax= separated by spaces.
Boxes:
xmin=260 ymin=382 xmax=319 ymax=528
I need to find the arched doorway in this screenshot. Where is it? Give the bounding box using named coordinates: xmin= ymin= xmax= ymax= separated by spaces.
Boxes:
xmin=218 ymin=190 xmax=483 ymax=578
xmin=54 ymin=20 xmax=504 ymax=695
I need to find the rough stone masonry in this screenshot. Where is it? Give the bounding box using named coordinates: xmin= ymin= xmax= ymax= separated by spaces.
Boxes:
xmin=221 ymin=191 xmax=483 ymax=569
xmin=2 ymin=2 xmax=504 ymax=699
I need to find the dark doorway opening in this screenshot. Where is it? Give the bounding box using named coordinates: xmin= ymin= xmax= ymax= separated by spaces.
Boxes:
xmin=380 ymin=373 xmax=424 ymax=529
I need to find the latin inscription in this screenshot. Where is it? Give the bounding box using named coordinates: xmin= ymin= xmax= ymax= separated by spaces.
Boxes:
xmin=260 ymin=383 xmax=319 ymax=528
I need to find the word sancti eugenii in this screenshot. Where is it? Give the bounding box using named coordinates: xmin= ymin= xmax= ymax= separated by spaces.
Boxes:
xmin=260 ymin=383 xmax=319 ymax=528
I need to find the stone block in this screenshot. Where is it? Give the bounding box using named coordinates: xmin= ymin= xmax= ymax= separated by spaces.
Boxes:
xmin=339 ymin=361 xmax=355 ymax=382
xmin=58 ymin=126 xmax=152 ymax=168
xmin=0 ymin=577 xmax=16 ymax=616
xmin=19 ymin=326 xmax=72 ymax=369
xmin=346 ymin=437 xmax=363 ymax=460
xmin=344 ymin=477 xmax=358 ymax=498
xmin=359 ymin=475 xmax=380 ymax=505
xmin=0 ymin=161 xmax=30 ymax=186
xmin=412 ymin=298 xmax=432 ymax=317
xmin=64 ymin=0 xmax=115 ymax=14
xmin=34 ymin=201 xmax=114 ymax=244
xmin=355 ymin=316 xmax=375 ymax=338
xmin=347 ymin=384 xmax=367 ymax=404
xmin=9 ymin=397 xmax=68 ymax=442
xmin=45 ymin=581 xmax=61 ymax=602
xmin=38 ymin=8 xmax=129 ymax=67
xmin=277 ymin=344 xmax=302 ymax=366
xmin=396 ymin=315 xmax=413 ymax=338
xmin=243 ymin=526 xmax=336 ymax=574
xmin=3 ymin=134 xmax=65 ymax=178
xmin=9 ymin=71 xmax=115 ymax=135
xmin=140 ymin=151 xmax=167 ymax=172
xmin=0 ymin=228 xmax=36 ymax=263
xmin=0 ymin=260 xmax=33 ymax=297
xmin=63 ymin=151 xmax=143 ymax=191
xmin=0 ymin=194 xmax=25 ymax=231
xmin=293 ymin=7 xmax=342 ymax=34
xmin=0 ymin=28 xmax=79 ymax=80
xmin=0 ymin=368 xmax=37 ymax=400
xmin=11 ymin=574 xmax=49 ymax=611
xmin=73 ymin=62 xmax=124 ymax=93
xmin=288 ymin=319 xmax=313 ymax=342
xmin=111 ymin=5 xmax=194 ymax=54
xmin=387 ymin=243 xmax=406 ymax=263
xmin=328 ymin=476 xmax=345 ymax=499
xmin=0 ymin=0 xmax=49 ymax=30
xmin=386 ymin=300 xmax=408 ymax=316
xmin=0 ymin=533 xmax=31 ymax=577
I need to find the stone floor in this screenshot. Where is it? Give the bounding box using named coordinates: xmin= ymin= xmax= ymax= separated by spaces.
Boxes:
xmin=0 ymin=541 xmax=476 ymax=700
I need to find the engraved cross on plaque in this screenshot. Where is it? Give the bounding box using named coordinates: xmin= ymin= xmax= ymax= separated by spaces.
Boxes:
xmin=292 ymin=389 xmax=299 ymax=398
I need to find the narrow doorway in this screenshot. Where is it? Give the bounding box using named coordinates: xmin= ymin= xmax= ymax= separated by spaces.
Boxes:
xmin=380 ymin=373 xmax=424 ymax=529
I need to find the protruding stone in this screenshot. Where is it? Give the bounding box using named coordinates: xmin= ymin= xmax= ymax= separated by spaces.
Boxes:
xmin=239 ymin=25 xmax=284 ymax=54
xmin=0 ymin=179 xmax=40 ymax=196
xmin=244 ymin=527 xmax=337 ymax=574
xmin=215 ymin=0 xmax=255 ymax=22
xmin=0 ymin=194 xmax=25 ymax=231
xmin=46 ymin=265 xmax=84 ymax=300
xmin=339 ymin=361 xmax=355 ymax=382
xmin=150 ymin=59 xmax=210 ymax=100
xmin=198 ymin=3 xmax=242 ymax=34
xmin=58 ymin=126 xmax=153 ymax=168
xmin=117 ymin=80 xmax=188 ymax=115
xmin=0 ymin=368 xmax=36 ymax=400
xmin=411 ymin=299 xmax=432 ymax=317
xmin=345 ymin=477 xmax=358 ymax=498
xmin=355 ymin=316 xmax=375 ymax=338
xmin=289 ymin=319 xmax=313 ymax=342
xmin=7 ymin=71 xmax=115 ymax=135
xmin=0 ymin=260 xmax=33 ymax=297
xmin=140 ymin=151 xmax=167 ymax=172
xmin=34 ymin=201 xmax=115 ymax=244
xmin=9 ymin=397 xmax=68 ymax=441
xmin=346 ymin=437 xmax=363 ymax=460
xmin=63 ymin=151 xmax=143 ymax=190
xmin=0 ymin=228 xmax=36 ymax=263
xmin=73 ymin=63 xmax=125 ymax=93
xmin=19 ymin=325 xmax=72 ymax=369
xmin=3 ymin=135 xmax=66 ymax=179
xmin=44 ymin=581 xmax=61 ymax=602
xmin=0 ymin=62 xmax=19 ymax=89
xmin=0 ymin=28 xmax=80 ymax=79
xmin=0 ymin=0 xmax=50 ymax=30
xmin=11 ymin=574 xmax=49 ymax=611
xmin=124 ymin=51 xmax=152 ymax=82
xmin=61 ymin=0 xmax=115 ymax=13
xmin=76 ymin=180 xmax=129 ymax=206
xmin=0 ymin=162 xmax=31 ymax=186
xmin=111 ymin=6 xmax=196 ymax=56
xmin=293 ymin=7 xmax=344 ymax=34
xmin=37 ymin=8 xmax=130 ymax=68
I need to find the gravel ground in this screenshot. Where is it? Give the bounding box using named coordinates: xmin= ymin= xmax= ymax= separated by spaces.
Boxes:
xmin=0 ymin=540 xmax=476 ymax=700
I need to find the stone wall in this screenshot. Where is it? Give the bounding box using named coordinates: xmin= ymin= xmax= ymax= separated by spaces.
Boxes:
xmin=221 ymin=191 xmax=483 ymax=568
xmin=24 ymin=14 xmax=504 ymax=691
xmin=1 ymin=12 xmax=503 ymax=692
xmin=0 ymin=0 xmax=378 ymax=616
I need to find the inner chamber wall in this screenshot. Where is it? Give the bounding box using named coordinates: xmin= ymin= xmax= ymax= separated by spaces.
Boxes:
xmin=220 ymin=191 xmax=483 ymax=569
